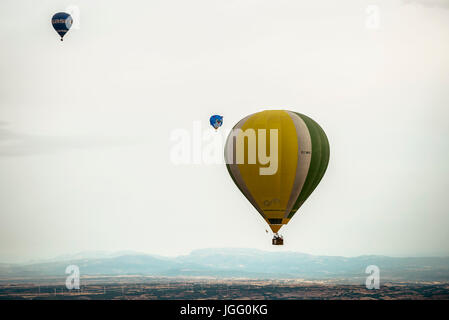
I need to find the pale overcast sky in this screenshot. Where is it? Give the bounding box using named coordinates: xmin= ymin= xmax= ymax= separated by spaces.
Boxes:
xmin=1 ymin=0 xmax=449 ymax=262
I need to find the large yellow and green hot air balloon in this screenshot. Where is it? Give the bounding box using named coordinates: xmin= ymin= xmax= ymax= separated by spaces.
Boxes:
xmin=224 ymin=110 xmax=330 ymax=245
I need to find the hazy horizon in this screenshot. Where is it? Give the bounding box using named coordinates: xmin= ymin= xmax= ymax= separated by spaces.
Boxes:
xmin=1 ymin=0 xmax=449 ymax=262
xmin=3 ymin=247 xmax=449 ymax=265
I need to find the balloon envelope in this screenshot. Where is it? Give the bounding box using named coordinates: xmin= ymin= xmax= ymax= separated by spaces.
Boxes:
xmin=224 ymin=110 xmax=329 ymax=233
xmin=51 ymin=12 xmax=73 ymax=40
xmin=209 ymin=115 xmax=223 ymax=130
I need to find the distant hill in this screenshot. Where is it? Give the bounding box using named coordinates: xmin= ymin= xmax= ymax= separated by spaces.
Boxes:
xmin=1 ymin=248 xmax=449 ymax=282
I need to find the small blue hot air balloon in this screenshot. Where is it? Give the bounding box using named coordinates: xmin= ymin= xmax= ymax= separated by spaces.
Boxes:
xmin=209 ymin=115 xmax=223 ymax=130
xmin=51 ymin=12 xmax=73 ymax=41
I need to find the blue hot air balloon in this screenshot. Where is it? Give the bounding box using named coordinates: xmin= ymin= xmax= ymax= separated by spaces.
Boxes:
xmin=209 ymin=115 xmax=223 ymax=130
xmin=51 ymin=12 xmax=73 ymax=41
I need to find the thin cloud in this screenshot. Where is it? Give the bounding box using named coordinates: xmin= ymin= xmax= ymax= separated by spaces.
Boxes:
xmin=0 ymin=122 xmax=145 ymax=157
xmin=403 ymin=0 xmax=449 ymax=9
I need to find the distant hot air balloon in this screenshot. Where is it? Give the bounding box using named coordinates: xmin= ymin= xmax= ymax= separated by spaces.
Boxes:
xmin=224 ymin=110 xmax=330 ymax=245
xmin=209 ymin=115 xmax=223 ymax=130
xmin=51 ymin=12 xmax=73 ymax=41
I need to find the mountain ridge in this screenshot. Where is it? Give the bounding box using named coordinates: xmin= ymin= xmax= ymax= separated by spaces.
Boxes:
xmin=1 ymin=248 xmax=449 ymax=282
